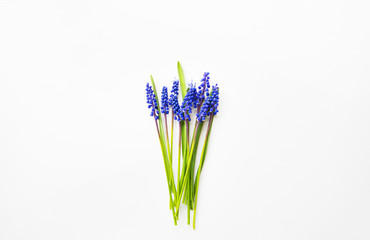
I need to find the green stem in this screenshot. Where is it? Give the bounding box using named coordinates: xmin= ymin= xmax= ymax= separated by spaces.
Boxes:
xmin=164 ymin=113 xmax=171 ymax=165
xmin=187 ymin=119 xmax=191 ymax=146
xmin=176 ymin=121 xmax=181 ymax=219
xmin=193 ymin=169 xmax=200 ymax=229
xmin=155 ymin=119 xmax=177 ymax=225
xmin=179 ymin=120 xmax=198 ymax=185
xmin=171 ymin=110 xmax=174 ymax=165
xmin=193 ymin=115 xmax=214 ymax=229
xmin=164 ymin=113 xmax=172 ymax=209
xmin=187 ymin=196 xmax=191 ymax=225
xmin=150 ymin=77 xmax=177 ymax=201
xmin=177 ymin=122 xmax=181 ymax=197
xmin=175 ymin=121 xmax=200 ymax=216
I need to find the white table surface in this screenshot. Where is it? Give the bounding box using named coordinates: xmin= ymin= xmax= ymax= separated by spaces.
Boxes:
xmin=0 ymin=0 xmax=369 ymax=239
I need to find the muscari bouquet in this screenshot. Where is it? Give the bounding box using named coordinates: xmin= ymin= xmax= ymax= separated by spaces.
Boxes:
xmin=145 ymin=62 xmax=219 ymax=229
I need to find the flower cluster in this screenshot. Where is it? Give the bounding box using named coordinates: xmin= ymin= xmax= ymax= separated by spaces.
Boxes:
xmin=146 ymin=83 xmax=159 ymax=120
xmin=146 ymin=74 xmax=219 ymax=123
xmin=168 ymin=80 xmax=183 ymax=121
xmin=181 ymin=84 xmax=197 ymax=121
xmin=161 ymin=86 xmax=169 ymax=114
xmin=196 ymin=84 xmax=219 ymax=122
xmin=196 ymin=72 xmax=210 ymax=107
xmin=145 ymin=65 xmax=220 ymax=229
xmin=169 ymin=80 xmax=179 ymax=101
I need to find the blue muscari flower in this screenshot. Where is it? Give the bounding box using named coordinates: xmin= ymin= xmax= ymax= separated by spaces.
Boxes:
xmin=169 ymin=80 xmax=179 ymax=103
xmin=173 ymin=97 xmax=184 ymax=121
xmin=196 ymin=84 xmax=219 ymax=122
xmin=146 ymin=83 xmax=159 ymax=120
xmin=168 ymin=80 xmax=183 ymax=121
xmin=161 ymin=86 xmax=169 ymax=114
xmin=168 ymin=80 xmax=179 ymax=107
xmin=181 ymin=84 xmax=197 ymax=121
xmin=196 ymin=72 xmax=211 ymax=107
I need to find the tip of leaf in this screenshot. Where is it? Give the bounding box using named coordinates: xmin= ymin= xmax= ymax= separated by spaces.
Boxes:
xmin=177 ymin=61 xmax=183 ymax=69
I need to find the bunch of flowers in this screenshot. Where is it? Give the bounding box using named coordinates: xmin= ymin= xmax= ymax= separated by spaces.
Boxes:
xmin=145 ymin=62 xmax=220 ymax=229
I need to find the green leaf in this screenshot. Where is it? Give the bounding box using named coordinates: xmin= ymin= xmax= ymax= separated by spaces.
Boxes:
xmin=151 ymin=75 xmax=177 ymax=195
xmin=177 ymin=61 xmax=187 ymax=100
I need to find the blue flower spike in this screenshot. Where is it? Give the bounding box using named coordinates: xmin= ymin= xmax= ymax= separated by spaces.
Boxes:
xmin=197 ymin=72 xmax=211 ymax=101
xmin=146 ymin=83 xmax=159 ymax=120
xmin=169 ymin=79 xmax=179 ymax=100
xmin=161 ymin=86 xmax=169 ymax=114
xmin=181 ymin=84 xmax=197 ymax=121
xmin=196 ymin=84 xmax=219 ymax=122
xmin=169 ymin=80 xmax=183 ymax=121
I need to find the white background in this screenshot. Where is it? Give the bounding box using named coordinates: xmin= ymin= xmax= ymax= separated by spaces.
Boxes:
xmin=1 ymin=0 xmax=370 ymax=239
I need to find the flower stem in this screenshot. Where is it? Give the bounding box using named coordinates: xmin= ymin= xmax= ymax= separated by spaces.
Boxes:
xmin=185 ymin=119 xmax=190 ymax=148
xmin=171 ymin=109 xmax=174 ymax=164
xmin=164 ymin=113 xmax=171 ymax=165
xmin=177 ymin=121 xmax=181 ymax=196
xmin=175 ymin=121 xmax=199 ymax=216
xmin=155 ymin=118 xmax=177 ymax=225
xmin=193 ymin=115 xmax=214 ymax=229
xmin=164 ymin=113 xmax=173 ymax=209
